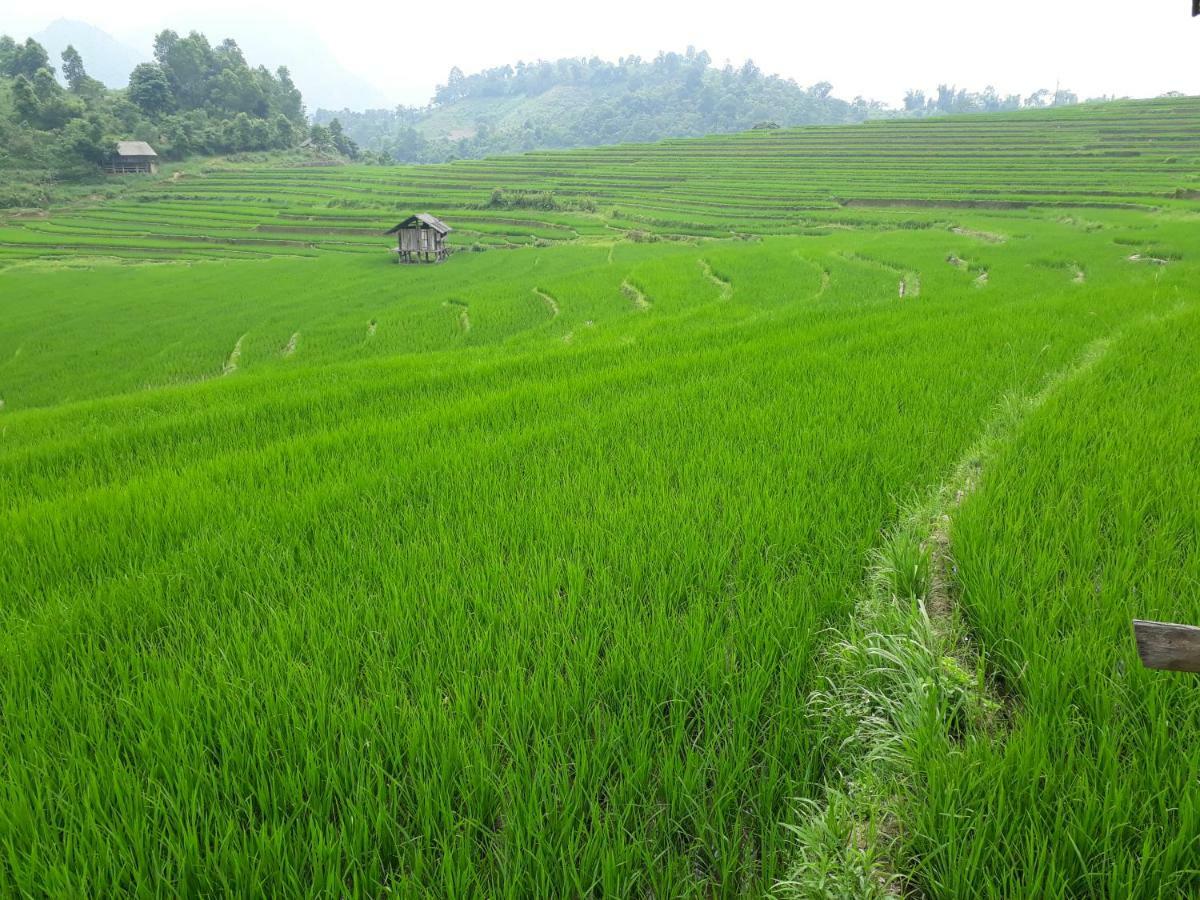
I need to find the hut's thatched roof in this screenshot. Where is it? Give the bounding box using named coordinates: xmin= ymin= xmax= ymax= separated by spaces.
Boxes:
xmin=116 ymin=141 xmax=158 ymax=158
xmin=386 ymin=214 xmax=451 ymax=235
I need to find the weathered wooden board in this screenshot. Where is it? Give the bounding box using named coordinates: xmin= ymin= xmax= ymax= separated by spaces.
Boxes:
xmin=1133 ymin=619 xmax=1200 ymax=673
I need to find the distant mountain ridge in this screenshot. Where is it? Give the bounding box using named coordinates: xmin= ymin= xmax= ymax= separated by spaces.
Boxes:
xmin=33 ymin=20 xmax=142 ymax=88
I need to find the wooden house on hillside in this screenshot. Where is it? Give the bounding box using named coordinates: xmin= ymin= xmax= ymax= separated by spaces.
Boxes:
xmin=107 ymin=141 xmax=159 ymax=175
xmin=387 ymin=214 xmax=451 ymax=263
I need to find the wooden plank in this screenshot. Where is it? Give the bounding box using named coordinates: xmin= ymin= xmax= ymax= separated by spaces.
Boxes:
xmin=1133 ymin=619 xmax=1200 ymax=673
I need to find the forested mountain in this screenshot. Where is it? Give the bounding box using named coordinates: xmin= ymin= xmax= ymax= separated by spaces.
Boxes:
xmin=0 ymin=30 xmax=313 ymax=206
xmin=314 ymin=49 xmax=1084 ymax=163
xmin=314 ymin=50 xmax=879 ymax=163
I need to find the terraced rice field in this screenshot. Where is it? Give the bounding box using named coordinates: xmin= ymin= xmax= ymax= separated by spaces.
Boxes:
xmin=1 ymin=98 xmax=1198 ymax=896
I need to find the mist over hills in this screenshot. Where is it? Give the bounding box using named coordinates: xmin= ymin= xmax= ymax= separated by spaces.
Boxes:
xmin=33 ymin=20 xmax=142 ymax=88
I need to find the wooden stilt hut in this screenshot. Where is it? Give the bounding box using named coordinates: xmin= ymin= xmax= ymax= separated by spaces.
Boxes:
xmin=387 ymin=214 xmax=451 ymax=263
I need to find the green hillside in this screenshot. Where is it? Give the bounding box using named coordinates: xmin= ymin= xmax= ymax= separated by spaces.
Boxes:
xmin=1 ymin=98 xmax=1199 ymax=896
xmin=315 ymin=53 xmax=1083 ymax=164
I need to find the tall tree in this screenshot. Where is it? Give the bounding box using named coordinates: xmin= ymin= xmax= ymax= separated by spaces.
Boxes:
xmin=4 ymin=38 xmax=51 ymax=79
xmin=10 ymin=75 xmax=40 ymax=123
xmin=274 ymin=67 xmax=304 ymax=122
xmin=60 ymin=45 xmax=88 ymax=93
xmin=128 ymin=63 xmax=175 ymax=117
xmin=153 ymin=30 xmax=214 ymax=109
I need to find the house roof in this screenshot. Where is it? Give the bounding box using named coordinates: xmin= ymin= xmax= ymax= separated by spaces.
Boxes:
xmin=116 ymin=141 xmax=158 ymax=157
xmin=386 ymin=213 xmax=451 ymax=235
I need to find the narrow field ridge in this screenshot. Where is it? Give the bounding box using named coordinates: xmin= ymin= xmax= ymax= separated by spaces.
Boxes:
xmin=699 ymin=259 xmax=733 ymax=298
xmin=947 ymin=255 xmax=970 ymax=269
xmin=621 ymin=279 xmax=650 ymax=310
xmin=533 ymin=288 xmax=560 ymax=317
xmin=563 ymin=320 xmax=595 ymax=343
xmin=952 ymin=226 xmax=1007 ymax=244
xmin=974 ymin=270 xmax=990 ymax=287
xmin=282 ymin=332 xmax=300 ymax=357
xmin=222 ymin=335 xmax=246 ymax=375
xmin=780 ymin=335 xmax=1116 ymax=897
xmin=1072 ymin=265 xmax=1086 ymax=284
xmin=1128 ymin=253 xmax=1169 ymax=265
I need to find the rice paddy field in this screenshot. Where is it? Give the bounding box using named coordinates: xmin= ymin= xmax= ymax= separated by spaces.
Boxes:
xmin=1 ymin=98 xmax=1198 ymax=896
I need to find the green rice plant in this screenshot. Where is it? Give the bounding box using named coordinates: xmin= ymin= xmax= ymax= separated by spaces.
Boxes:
xmin=871 ymin=524 xmax=931 ymax=601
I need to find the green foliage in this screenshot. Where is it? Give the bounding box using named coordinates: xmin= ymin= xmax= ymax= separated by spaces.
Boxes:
xmin=486 ymin=188 xmax=559 ymax=210
xmin=128 ymin=63 xmax=174 ymax=116
xmin=0 ymin=37 xmax=51 ymax=80
xmin=58 ymin=45 xmax=101 ymax=97
xmin=60 ymin=45 xmax=83 ymax=89
xmin=872 ymin=526 xmax=931 ymax=601
xmin=0 ymin=31 xmax=310 ymax=197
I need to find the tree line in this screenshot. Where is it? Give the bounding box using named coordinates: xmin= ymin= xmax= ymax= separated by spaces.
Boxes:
xmin=315 ymin=48 xmax=880 ymax=164
xmin=0 ymin=30 xmax=353 ymax=206
xmin=315 ymin=49 xmax=1087 ymax=164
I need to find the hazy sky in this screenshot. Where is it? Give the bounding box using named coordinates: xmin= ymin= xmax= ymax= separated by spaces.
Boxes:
xmin=10 ymin=0 xmax=1200 ymax=108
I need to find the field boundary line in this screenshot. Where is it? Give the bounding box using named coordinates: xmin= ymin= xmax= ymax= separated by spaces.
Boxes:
xmin=951 ymin=226 xmax=1007 ymax=244
xmin=533 ymin=287 xmax=560 ymax=318
xmin=621 ymin=279 xmax=650 ymax=310
xmin=699 ymin=259 xmax=733 ymax=299
xmin=222 ymin=334 xmax=246 ymax=375
xmin=777 ymin=334 xmax=1118 ymax=898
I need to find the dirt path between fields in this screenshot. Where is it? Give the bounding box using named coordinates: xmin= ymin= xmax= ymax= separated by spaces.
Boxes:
xmin=282 ymin=332 xmax=300 ymax=357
